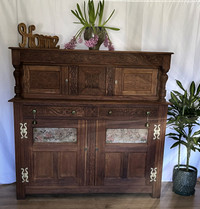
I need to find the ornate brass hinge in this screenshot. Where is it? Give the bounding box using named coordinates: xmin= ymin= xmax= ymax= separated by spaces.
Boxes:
xmin=153 ymin=124 xmax=160 ymax=140
xmin=21 ymin=167 xmax=29 ymax=183
xmin=150 ymin=167 xmax=157 ymax=182
xmin=20 ymin=123 xmax=28 ymax=139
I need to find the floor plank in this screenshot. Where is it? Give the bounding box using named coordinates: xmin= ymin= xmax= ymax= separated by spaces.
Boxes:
xmin=0 ymin=182 xmax=200 ymax=209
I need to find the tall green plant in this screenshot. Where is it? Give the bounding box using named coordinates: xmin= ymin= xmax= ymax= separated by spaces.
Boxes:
xmin=71 ymin=0 xmax=120 ymax=38
xmin=167 ymin=80 xmax=200 ymax=171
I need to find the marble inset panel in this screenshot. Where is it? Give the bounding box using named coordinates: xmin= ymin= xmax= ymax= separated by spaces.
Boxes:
xmin=33 ymin=128 xmax=77 ymax=143
xmin=106 ymin=129 xmax=148 ymax=143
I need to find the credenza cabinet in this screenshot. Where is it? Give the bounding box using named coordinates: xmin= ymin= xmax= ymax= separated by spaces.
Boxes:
xmin=9 ymin=48 xmax=172 ymax=199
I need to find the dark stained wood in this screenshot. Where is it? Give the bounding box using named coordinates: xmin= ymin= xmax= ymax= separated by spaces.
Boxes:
xmin=9 ymin=48 xmax=172 ymax=101
xmin=105 ymin=153 xmax=122 ymax=178
xmin=9 ymin=48 xmax=172 ymax=199
xmin=128 ymin=153 xmax=146 ymax=178
xmin=115 ymin=68 xmax=158 ymax=96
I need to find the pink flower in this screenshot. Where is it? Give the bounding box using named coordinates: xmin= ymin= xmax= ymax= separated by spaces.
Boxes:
xmin=85 ymin=35 xmax=99 ymax=48
xmin=64 ymin=36 xmax=77 ymax=49
xmin=103 ymin=35 xmax=109 ymax=47
xmin=78 ymin=36 xmax=83 ymax=43
xmin=108 ymin=42 xmax=114 ymax=51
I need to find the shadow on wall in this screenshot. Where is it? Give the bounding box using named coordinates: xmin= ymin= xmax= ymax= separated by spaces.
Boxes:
xmin=0 ymin=121 xmax=16 ymax=184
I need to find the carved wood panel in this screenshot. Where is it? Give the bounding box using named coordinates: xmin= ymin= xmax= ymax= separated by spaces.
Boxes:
xmin=68 ymin=66 xmax=78 ymax=95
xmin=79 ymin=66 xmax=106 ymax=95
xmin=115 ymin=68 xmax=158 ymax=96
xmin=23 ymin=65 xmax=61 ymax=95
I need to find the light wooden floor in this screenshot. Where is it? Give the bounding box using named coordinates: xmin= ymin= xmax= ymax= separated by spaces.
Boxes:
xmin=0 ymin=182 xmax=200 ymax=209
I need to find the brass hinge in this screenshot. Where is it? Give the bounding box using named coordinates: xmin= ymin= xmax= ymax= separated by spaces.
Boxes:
xmin=20 ymin=123 xmax=28 ymax=139
xmin=150 ymin=167 xmax=157 ymax=182
xmin=21 ymin=167 xmax=29 ymax=183
xmin=153 ymin=124 xmax=161 ymax=140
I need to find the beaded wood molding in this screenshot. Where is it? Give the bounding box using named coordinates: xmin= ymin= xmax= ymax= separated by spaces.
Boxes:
xmin=18 ymin=23 xmax=60 ymax=49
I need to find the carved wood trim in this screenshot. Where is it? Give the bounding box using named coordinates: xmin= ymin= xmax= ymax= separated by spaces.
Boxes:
xmin=68 ymin=66 xmax=78 ymax=95
xmin=106 ymin=67 xmax=115 ymax=96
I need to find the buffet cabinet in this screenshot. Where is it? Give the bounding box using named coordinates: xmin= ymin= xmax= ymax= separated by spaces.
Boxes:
xmin=10 ymin=48 xmax=172 ymax=199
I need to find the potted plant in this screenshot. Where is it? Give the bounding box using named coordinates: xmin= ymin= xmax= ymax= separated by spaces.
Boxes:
xmin=167 ymin=80 xmax=200 ymax=196
xmin=64 ymin=0 xmax=120 ymax=50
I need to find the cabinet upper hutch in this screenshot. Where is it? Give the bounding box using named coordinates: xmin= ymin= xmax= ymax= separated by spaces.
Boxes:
xmin=9 ymin=48 xmax=172 ymax=199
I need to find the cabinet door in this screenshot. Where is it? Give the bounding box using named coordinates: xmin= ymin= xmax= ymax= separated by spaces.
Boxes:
xmin=27 ymin=119 xmax=86 ymax=187
xmin=78 ymin=65 xmax=106 ymax=95
xmin=96 ymin=120 xmax=156 ymax=191
xmin=115 ymin=68 xmax=158 ymax=97
xmin=22 ymin=65 xmax=67 ymax=98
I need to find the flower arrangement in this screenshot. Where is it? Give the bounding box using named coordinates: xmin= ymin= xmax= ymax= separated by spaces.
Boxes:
xmin=65 ymin=0 xmax=120 ymax=50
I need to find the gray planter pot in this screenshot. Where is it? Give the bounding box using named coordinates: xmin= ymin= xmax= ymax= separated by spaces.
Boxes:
xmin=173 ymin=164 xmax=197 ymax=196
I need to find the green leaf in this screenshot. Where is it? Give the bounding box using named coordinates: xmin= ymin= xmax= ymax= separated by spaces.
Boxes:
xmin=94 ymin=3 xmax=100 ymax=23
xmin=176 ymin=80 xmax=185 ymax=92
xmin=196 ymin=83 xmax=200 ymax=96
xmin=173 ymin=90 xmax=183 ymax=97
xmin=166 ymin=133 xmax=179 ymax=136
xmin=193 ymin=130 xmax=200 ymax=136
xmin=71 ymin=10 xmax=85 ymax=25
xmin=83 ymin=1 xmax=88 ymax=23
xmin=170 ymin=141 xmax=180 ymax=149
xmin=180 ymin=141 xmax=188 ymax=147
xmin=88 ymin=0 xmax=95 ymax=25
xmin=102 ymin=9 xmax=115 ymax=27
xmin=170 ymin=92 xmax=180 ymax=107
xmin=98 ymin=0 xmax=104 ymax=25
xmin=77 ymin=3 xmax=87 ymax=24
xmin=190 ymin=81 xmax=195 ymax=97
xmin=103 ymin=26 xmax=120 ymax=31
xmin=170 ymin=136 xmax=181 ymax=141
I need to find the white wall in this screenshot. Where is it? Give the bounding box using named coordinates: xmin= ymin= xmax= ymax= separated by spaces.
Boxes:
xmin=0 ymin=0 xmax=200 ymax=183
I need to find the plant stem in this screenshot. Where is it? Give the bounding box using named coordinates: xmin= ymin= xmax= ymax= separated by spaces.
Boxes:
xmin=186 ymin=148 xmax=190 ymax=172
xmin=178 ymin=142 xmax=181 ymax=169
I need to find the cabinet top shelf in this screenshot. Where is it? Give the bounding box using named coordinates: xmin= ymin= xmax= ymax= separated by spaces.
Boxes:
xmin=9 ymin=47 xmax=173 ymax=55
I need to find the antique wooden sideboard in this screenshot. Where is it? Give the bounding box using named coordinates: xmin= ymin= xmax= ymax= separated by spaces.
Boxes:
xmin=9 ymin=48 xmax=172 ymax=199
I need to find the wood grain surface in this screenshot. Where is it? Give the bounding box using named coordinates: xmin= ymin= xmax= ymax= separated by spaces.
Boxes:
xmin=0 ymin=182 xmax=200 ymax=209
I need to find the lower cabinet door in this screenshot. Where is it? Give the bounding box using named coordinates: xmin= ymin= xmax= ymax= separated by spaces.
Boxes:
xmin=96 ymin=120 xmax=156 ymax=193
xmin=27 ymin=119 xmax=86 ymax=187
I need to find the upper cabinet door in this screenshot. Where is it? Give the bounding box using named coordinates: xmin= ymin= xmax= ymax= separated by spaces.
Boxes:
xmin=115 ymin=68 xmax=158 ymax=98
xmin=78 ymin=65 xmax=106 ymax=96
xmin=22 ymin=65 xmax=65 ymax=98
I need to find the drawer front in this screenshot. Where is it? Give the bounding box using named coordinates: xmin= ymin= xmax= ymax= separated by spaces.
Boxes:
xmin=23 ymin=106 xmax=85 ymax=118
xmin=99 ymin=107 xmax=159 ymax=120
xmin=23 ymin=105 xmax=158 ymax=120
